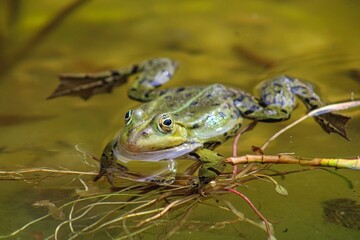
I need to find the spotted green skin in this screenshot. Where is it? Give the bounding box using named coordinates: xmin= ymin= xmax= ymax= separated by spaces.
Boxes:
xmin=94 ymin=58 xmax=324 ymax=187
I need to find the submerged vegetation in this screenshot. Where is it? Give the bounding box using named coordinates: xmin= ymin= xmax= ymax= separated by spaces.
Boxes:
xmin=0 ymin=101 xmax=359 ymax=239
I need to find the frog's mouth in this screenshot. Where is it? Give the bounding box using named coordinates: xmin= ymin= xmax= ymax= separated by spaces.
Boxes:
xmin=112 ymin=140 xmax=203 ymax=163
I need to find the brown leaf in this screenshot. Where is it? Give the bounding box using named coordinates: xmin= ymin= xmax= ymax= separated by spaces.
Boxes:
xmin=47 ymin=71 xmax=129 ymax=100
xmin=314 ymin=112 xmax=351 ymax=140
xmin=251 ymin=145 xmax=264 ymax=155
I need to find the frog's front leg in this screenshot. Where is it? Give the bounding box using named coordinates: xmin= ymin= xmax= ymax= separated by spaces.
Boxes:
xmin=189 ymin=148 xmax=226 ymax=187
xmin=93 ymin=141 xmax=128 ymax=186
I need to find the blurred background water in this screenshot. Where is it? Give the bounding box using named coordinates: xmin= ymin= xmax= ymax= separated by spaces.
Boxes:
xmin=0 ymin=0 xmax=359 ymax=239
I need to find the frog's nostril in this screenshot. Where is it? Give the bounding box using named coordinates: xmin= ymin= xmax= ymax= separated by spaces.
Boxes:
xmin=141 ymin=131 xmax=149 ymax=137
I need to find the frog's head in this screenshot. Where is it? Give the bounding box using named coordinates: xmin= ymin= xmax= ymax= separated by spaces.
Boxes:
xmin=113 ymin=109 xmax=201 ymax=162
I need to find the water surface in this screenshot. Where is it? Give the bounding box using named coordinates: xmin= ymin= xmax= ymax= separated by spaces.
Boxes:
xmin=0 ymin=1 xmax=360 ymax=239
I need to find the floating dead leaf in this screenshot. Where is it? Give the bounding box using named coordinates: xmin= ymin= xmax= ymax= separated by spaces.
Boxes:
xmin=47 ymin=71 xmax=129 ymax=100
xmin=314 ymin=112 xmax=351 ymax=140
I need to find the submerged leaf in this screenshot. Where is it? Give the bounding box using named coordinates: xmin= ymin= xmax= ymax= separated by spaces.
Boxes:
xmin=322 ymin=198 xmax=360 ymax=230
xmin=346 ymin=69 xmax=360 ymax=83
xmin=0 ymin=114 xmax=54 ymax=126
xmin=314 ymin=112 xmax=351 ymax=140
xmin=33 ymin=200 xmax=65 ymax=220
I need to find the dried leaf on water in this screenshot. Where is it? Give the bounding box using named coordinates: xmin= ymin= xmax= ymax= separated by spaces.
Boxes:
xmin=47 ymin=71 xmax=129 ymax=100
xmin=314 ymin=112 xmax=351 ymax=140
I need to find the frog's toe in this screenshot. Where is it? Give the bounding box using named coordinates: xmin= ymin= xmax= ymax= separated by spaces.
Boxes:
xmin=93 ymin=168 xmax=114 ymax=186
xmin=186 ymin=179 xmax=200 ymax=195
xmin=93 ymin=171 xmax=104 ymax=182
xmin=186 ymin=178 xmax=209 ymax=196
xmin=115 ymin=162 xmax=128 ymax=171
xmin=93 ymin=163 xmax=128 ymax=186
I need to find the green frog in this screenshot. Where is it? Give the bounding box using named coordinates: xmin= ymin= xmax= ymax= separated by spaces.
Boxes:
xmin=49 ymin=58 xmax=349 ymax=188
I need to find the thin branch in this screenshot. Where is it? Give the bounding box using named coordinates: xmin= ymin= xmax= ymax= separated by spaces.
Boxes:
xmin=226 ymin=154 xmax=360 ymax=170
xmin=261 ymin=100 xmax=360 ymax=151
xmin=0 ymin=168 xmax=97 ymax=176
xmin=226 ymin=188 xmax=273 ymax=239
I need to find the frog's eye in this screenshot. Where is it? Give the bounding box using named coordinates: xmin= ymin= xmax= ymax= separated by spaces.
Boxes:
xmin=124 ymin=110 xmax=133 ymax=125
xmin=158 ymin=114 xmax=174 ymax=133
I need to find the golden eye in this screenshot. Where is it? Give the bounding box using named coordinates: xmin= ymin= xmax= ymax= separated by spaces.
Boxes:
xmin=158 ymin=114 xmax=174 ymax=133
xmin=124 ymin=110 xmax=133 ymax=125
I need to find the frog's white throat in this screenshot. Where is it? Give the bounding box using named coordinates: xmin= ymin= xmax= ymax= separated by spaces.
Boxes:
xmin=112 ymin=140 xmax=203 ymax=163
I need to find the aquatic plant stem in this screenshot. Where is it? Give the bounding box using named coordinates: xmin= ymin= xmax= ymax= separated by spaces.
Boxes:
xmin=0 ymin=168 xmax=97 ymax=176
xmin=0 ymin=168 xmax=97 ymax=183
xmin=260 ymin=100 xmax=360 ymax=151
xmin=136 ymin=195 xmax=197 ymax=226
xmin=114 ymin=224 xmax=156 ymax=240
xmin=0 ymin=214 xmax=49 ymax=239
xmin=226 ymin=155 xmax=360 ymax=170
xmin=232 ymin=121 xmax=257 ymax=174
xmin=226 ymin=188 xmax=272 ymax=239
xmin=161 ymin=204 xmax=196 ymax=240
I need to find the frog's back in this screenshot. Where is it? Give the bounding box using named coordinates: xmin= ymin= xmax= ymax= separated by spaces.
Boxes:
xmin=141 ymin=84 xmax=243 ymax=145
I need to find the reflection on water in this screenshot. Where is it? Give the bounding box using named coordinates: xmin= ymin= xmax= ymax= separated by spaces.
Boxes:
xmin=0 ymin=0 xmax=360 ymax=239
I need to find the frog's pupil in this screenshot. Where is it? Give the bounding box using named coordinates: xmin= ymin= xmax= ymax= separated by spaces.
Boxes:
xmin=163 ymin=118 xmax=172 ymax=126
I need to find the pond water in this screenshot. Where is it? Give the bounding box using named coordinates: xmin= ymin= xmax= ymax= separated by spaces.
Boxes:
xmin=0 ymin=1 xmax=360 ymax=239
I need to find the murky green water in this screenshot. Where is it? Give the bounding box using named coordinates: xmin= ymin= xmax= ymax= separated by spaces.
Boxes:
xmin=0 ymin=1 xmax=360 ymax=239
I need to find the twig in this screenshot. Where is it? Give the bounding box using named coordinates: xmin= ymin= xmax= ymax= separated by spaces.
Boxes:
xmin=232 ymin=121 xmax=257 ymax=174
xmin=226 ymin=154 xmax=360 ymax=170
xmin=224 ymin=200 xmax=274 ymax=233
xmin=0 ymin=215 xmax=49 ymax=239
xmin=226 ymin=188 xmax=273 ymax=239
xmin=160 ymin=202 xmax=196 ymax=240
xmin=114 ymin=224 xmax=156 ymax=240
xmin=261 ymin=100 xmax=360 ymax=151
xmin=136 ymin=195 xmax=197 ymax=227
xmin=0 ymin=168 xmax=97 ymax=176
